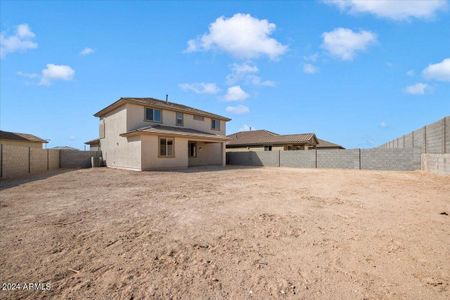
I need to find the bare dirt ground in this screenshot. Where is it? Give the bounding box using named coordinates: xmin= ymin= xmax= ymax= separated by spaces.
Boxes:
xmin=0 ymin=167 xmax=449 ymax=299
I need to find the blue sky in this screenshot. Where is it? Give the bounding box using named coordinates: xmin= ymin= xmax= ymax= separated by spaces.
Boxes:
xmin=1 ymin=0 xmax=449 ymax=149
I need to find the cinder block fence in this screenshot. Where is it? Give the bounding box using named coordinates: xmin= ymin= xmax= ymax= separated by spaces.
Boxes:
xmin=0 ymin=144 xmax=101 ymax=180
xmin=227 ymin=148 xmax=421 ymax=171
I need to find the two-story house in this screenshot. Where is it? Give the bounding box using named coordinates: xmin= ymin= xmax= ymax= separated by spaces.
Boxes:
xmin=93 ymin=97 xmax=231 ymax=170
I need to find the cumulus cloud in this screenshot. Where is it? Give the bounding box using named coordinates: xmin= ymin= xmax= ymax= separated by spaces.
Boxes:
xmin=80 ymin=47 xmax=95 ymax=56
xmin=323 ymin=0 xmax=447 ymax=21
xmin=404 ymin=82 xmax=429 ymax=95
xmin=224 ymin=86 xmax=249 ymax=101
xmin=303 ymin=63 xmax=319 ymax=74
xmin=185 ymin=13 xmax=287 ymax=60
xmin=39 ymin=64 xmax=75 ymax=85
xmin=0 ymin=24 xmax=37 ymax=58
xmin=423 ymin=58 xmax=450 ymax=82
xmin=226 ymin=63 xmax=275 ymax=86
xmin=226 ymin=105 xmax=250 ymax=114
xmin=322 ymin=27 xmax=377 ymax=61
xmin=179 ymin=82 xmax=220 ymax=94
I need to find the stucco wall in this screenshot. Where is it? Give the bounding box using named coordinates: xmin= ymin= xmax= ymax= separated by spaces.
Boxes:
xmin=188 ymin=142 xmax=223 ymax=167
xmin=100 ymin=106 xmax=142 ymax=170
xmin=141 ymin=135 xmax=189 ymax=170
xmin=126 ymin=104 xmax=226 ymax=135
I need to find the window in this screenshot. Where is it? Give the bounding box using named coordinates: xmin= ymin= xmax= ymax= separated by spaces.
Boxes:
xmin=193 ymin=115 xmax=204 ymax=121
xmin=189 ymin=142 xmax=197 ymax=157
xmin=264 ymin=146 xmax=272 ymax=151
xmin=145 ymin=108 xmax=161 ymax=122
xmin=211 ymin=119 xmax=220 ymax=131
xmin=159 ymin=137 xmax=174 ymax=157
xmin=176 ymin=112 xmax=184 ymax=126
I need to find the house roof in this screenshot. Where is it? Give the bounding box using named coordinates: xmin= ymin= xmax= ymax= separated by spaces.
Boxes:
xmin=120 ymin=124 xmax=229 ymax=141
xmin=0 ymin=130 xmax=47 ymax=143
xmin=227 ymin=130 xmax=318 ymax=147
xmin=85 ymin=138 xmax=100 ymax=145
xmin=94 ymin=97 xmax=231 ymax=121
xmin=51 ymin=146 xmax=80 ymax=150
xmin=316 ymin=138 xmax=345 ymax=149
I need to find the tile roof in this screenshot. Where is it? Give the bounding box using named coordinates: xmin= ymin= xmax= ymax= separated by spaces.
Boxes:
xmin=0 ymin=130 xmax=47 ymax=143
xmin=316 ymin=138 xmax=345 ymax=149
xmin=120 ymin=124 xmax=229 ymax=141
xmin=227 ymin=130 xmax=317 ymax=146
xmin=94 ymin=97 xmax=231 ymax=121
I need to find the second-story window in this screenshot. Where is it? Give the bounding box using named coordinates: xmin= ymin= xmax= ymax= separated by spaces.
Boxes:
xmin=176 ymin=112 xmax=184 ymax=126
xmin=211 ymin=119 xmax=220 ymax=131
xmin=145 ymin=108 xmax=161 ymax=123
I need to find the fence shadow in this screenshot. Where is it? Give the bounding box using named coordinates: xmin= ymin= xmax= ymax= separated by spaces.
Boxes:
xmin=0 ymin=169 xmax=75 ymax=191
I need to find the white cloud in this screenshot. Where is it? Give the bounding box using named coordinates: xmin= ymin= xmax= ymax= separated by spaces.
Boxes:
xmin=379 ymin=121 xmax=388 ymax=128
xmin=322 ymin=27 xmax=377 ymax=61
xmin=239 ymin=124 xmax=255 ymax=131
xmin=226 ymin=105 xmax=250 ymax=114
xmin=406 ymin=69 xmax=415 ymax=77
xmin=224 ymin=85 xmax=249 ymax=101
xmin=226 ymin=63 xmax=275 ymax=86
xmin=304 ymin=53 xmax=319 ymax=62
xmin=179 ymin=82 xmax=220 ymax=94
xmin=185 ymin=13 xmax=287 ymax=60
xmin=80 ymin=47 xmax=95 ymax=56
xmin=17 ymin=71 xmax=39 ymax=79
xmin=404 ymin=82 xmax=429 ymax=95
xmin=303 ymin=63 xmax=319 ymax=74
xmin=39 ymin=64 xmax=75 ymax=85
xmin=423 ymin=58 xmax=450 ymax=82
xmin=0 ymin=24 xmax=37 ymax=58
xmin=323 ymin=0 xmax=447 ymax=21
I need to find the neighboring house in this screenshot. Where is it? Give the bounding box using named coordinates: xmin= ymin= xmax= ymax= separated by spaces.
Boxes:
xmin=51 ymin=146 xmax=80 ymax=151
xmin=226 ymin=130 xmax=318 ymax=151
xmin=316 ymin=138 xmax=345 ymax=150
xmin=93 ymin=97 xmax=231 ymax=170
xmin=0 ymin=130 xmax=47 ymax=148
xmin=84 ymin=138 xmax=100 ymax=151
xmin=226 ymin=130 xmax=345 ymax=152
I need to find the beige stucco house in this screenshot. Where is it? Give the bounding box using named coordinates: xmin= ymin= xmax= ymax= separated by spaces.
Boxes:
xmin=93 ymin=97 xmax=231 ymax=171
xmin=0 ymin=130 xmax=48 ymax=148
xmin=226 ymin=130 xmax=344 ymax=152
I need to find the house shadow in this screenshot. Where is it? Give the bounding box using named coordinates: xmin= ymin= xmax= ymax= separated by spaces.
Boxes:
xmin=0 ymin=169 xmax=75 ymax=191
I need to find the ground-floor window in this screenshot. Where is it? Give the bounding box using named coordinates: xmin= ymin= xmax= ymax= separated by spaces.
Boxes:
xmin=264 ymin=145 xmax=272 ymax=151
xmin=159 ymin=137 xmax=174 ymax=157
xmin=189 ymin=142 xmax=197 ymax=157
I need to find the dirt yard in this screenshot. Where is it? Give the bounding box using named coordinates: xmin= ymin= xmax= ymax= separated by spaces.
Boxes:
xmin=0 ymin=167 xmax=449 ymax=299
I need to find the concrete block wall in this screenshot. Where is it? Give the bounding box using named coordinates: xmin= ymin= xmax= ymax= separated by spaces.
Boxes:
xmin=227 ymin=148 xmax=420 ymax=171
xmin=60 ymin=150 xmax=102 ymax=168
xmin=317 ymin=149 xmax=360 ymax=169
xmin=280 ymin=151 xmax=315 ymax=168
xmin=380 ymin=116 xmax=449 ymax=154
xmin=1 ymin=144 xmax=102 ymax=180
xmin=1 ymin=144 xmax=29 ymax=179
xmin=361 ymin=148 xmax=420 ymax=171
xmin=421 ymin=154 xmax=450 ymax=175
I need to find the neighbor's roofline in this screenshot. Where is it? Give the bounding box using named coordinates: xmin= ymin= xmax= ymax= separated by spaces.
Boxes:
xmin=94 ymin=97 xmax=231 ymax=121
